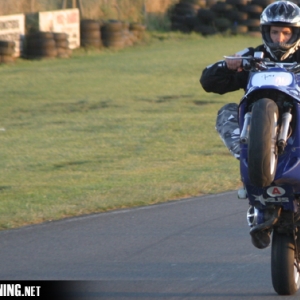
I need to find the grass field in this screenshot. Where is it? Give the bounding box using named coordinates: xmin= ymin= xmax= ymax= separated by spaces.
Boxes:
xmin=0 ymin=33 xmax=261 ymax=229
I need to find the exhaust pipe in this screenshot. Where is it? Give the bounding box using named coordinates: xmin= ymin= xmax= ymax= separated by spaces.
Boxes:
xmin=249 ymin=206 xmax=281 ymax=249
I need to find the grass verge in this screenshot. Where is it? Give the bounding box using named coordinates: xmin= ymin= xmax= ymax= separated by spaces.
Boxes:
xmin=0 ymin=33 xmax=260 ymax=229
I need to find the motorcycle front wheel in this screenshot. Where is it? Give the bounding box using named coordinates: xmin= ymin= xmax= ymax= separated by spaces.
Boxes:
xmin=271 ymin=229 xmax=300 ymax=295
xmin=248 ymin=98 xmax=279 ymax=187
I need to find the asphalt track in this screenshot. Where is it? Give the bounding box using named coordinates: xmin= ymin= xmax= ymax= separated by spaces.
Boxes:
xmin=0 ymin=191 xmax=299 ymax=299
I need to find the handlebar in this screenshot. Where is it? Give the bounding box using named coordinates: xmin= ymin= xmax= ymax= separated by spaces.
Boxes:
xmin=223 ymin=55 xmax=300 ymax=73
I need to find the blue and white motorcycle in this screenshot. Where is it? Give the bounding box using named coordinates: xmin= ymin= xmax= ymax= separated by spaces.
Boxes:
xmin=230 ymin=52 xmax=300 ymax=295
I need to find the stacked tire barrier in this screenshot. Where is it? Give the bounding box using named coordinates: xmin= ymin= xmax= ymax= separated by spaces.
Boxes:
xmin=54 ymin=33 xmax=72 ymax=58
xmin=170 ymin=0 xmax=283 ymax=36
xmin=0 ymin=41 xmax=15 ymax=64
xmin=25 ymin=31 xmax=72 ymax=59
xmin=80 ymin=19 xmax=103 ymax=49
xmin=26 ymin=32 xmax=57 ymax=59
xmin=79 ymin=19 xmax=146 ymax=50
xmin=129 ymin=23 xmax=146 ymax=43
xmin=170 ymin=0 xmax=205 ymax=33
xmin=101 ymin=20 xmax=125 ymax=50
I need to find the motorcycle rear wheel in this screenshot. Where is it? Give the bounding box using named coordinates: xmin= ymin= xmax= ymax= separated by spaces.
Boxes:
xmin=248 ymin=98 xmax=279 ymax=187
xmin=271 ymin=230 xmax=300 ymax=295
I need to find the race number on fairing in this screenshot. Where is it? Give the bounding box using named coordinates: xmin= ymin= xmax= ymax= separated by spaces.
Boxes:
xmin=251 ymin=72 xmax=293 ymax=87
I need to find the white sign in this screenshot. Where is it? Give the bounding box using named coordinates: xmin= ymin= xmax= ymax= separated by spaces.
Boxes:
xmin=38 ymin=9 xmax=80 ymax=49
xmin=267 ymin=186 xmax=286 ymax=197
xmin=0 ymin=14 xmax=25 ymax=57
xmin=251 ymin=72 xmax=293 ymax=87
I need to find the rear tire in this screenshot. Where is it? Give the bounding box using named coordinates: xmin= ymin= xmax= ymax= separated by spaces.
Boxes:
xmin=271 ymin=230 xmax=300 ymax=295
xmin=248 ymin=98 xmax=279 ymax=187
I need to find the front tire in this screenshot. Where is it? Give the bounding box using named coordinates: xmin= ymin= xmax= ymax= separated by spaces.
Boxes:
xmin=271 ymin=230 xmax=300 ymax=295
xmin=248 ymin=98 xmax=279 ymax=187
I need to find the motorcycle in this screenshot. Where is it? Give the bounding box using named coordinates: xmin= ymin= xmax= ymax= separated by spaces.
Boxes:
xmin=227 ymin=51 xmax=300 ymax=295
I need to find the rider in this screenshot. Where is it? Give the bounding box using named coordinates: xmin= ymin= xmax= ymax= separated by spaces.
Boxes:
xmin=200 ymin=0 xmax=300 ymax=163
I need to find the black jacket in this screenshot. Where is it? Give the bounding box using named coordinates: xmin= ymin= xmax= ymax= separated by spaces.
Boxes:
xmin=200 ymin=44 xmax=300 ymax=95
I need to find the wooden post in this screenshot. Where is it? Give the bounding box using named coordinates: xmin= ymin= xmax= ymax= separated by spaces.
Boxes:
xmin=143 ymin=0 xmax=147 ymax=25
xmin=62 ymin=0 xmax=83 ymax=17
xmin=77 ymin=0 xmax=84 ymax=17
xmin=114 ymin=3 xmax=121 ymax=20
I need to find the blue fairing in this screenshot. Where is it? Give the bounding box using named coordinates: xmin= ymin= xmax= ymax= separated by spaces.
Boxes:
xmin=239 ymin=67 xmax=300 ymax=211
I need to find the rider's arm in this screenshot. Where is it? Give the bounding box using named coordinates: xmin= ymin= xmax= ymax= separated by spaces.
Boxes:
xmin=200 ymin=61 xmax=248 ymax=94
xmin=200 ymin=47 xmax=255 ymax=95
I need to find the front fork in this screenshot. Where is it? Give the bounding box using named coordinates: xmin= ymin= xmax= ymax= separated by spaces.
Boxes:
xmin=240 ymin=101 xmax=294 ymax=249
xmin=277 ymin=108 xmax=292 ymax=153
xmin=239 ymin=105 xmax=292 ymax=152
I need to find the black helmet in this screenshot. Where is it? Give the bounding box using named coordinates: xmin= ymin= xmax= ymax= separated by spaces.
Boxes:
xmin=260 ymin=1 xmax=300 ymax=60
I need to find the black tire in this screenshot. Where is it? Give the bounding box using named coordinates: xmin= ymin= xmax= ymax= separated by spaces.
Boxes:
xmin=26 ymin=40 xmax=39 ymax=52
xmin=53 ymin=32 xmax=69 ymax=41
xmin=103 ymin=40 xmax=124 ymax=49
xmin=242 ymin=19 xmax=261 ymax=27
xmin=26 ymin=36 xmax=54 ymax=50
xmin=81 ymin=30 xmax=101 ymax=40
xmin=197 ymin=9 xmax=216 ymax=23
xmin=36 ymin=50 xmax=56 ymax=58
xmin=248 ymin=26 xmax=260 ymax=32
xmin=80 ymin=19 xmax=100 ymax=31
xmin=0 ymin=46 xmax=14 ymax=55
xmin=55 ymin=40 xmax=69 ymax=49
xmin=33 ymin=32 xmax=54 ymax=39
xmin=56 ymin=47 xmax=67 ymax=55
xmin=170 ymin=14 xmax=186 ymax=23
xmin=103 ymin=21 xmax=123 ymax=32
xmin=174 ymin=2 xmax=197 ymax=11
xmin=0 ymin=40 xmax=15 ymax=48
xmin=101 ymin=31 xmax=123 ymax=39
xmin=174 ymin=7 xmax=197 ymax=16
xmin=228 ymin=11 xmax=248 ymax=22
xmin=211 ymin=2 xmax=233 ymax=13
xmin=81 ymin=38 xmax=102 ymax=48
xmin=226 ymin=0 xmax=248 ymax=5
xmin=248 ymin=12 xmax=262 ymax=19
xmin=38 ymin=48 xmax=57 ymax=57
xmin=248 ymin=98 xmax=279 ymax=187
xmin=103 ymin=36 xmax=124 ymax=44
xmin=271 ymin=230 xmax=300 ymax=295
xmin=231 ymin=25 xmax=248 ymax=34
xmin=241 ymin=4 xmax=263 ymax=14
xmin=171 ymin=22 xmax=191 ymax=33
xmin=214 ymin=18 xmax=231 ymax=31
xmin=39 ymin=39 xmax=56 ymax=48
xmin=194 ymin=24 xmax=218 ymax=35
xmin=206 ymin=0 xmax=217 ymax=7
xmin=180 ymin=0 xmax=202 ymax=5
xmin=184 ymin=16 xmax=197 ymax=29
xmin=252 ymin=0 xmax=275 ymax=6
